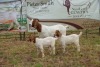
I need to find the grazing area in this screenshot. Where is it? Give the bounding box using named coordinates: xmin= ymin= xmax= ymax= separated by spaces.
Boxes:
xmin=0 ymin=29 xmax=100 ymax=67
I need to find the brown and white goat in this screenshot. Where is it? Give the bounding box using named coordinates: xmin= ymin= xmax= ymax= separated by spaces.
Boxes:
xmin=54 ymin=30 xmax=82 ymax=53
xmin=30 ymin=34 xmax=57 ymax=57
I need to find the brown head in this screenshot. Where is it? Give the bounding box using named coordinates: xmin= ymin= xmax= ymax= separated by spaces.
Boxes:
xmin=27 ymin=33 xmax=36 ymax=43
xmin=32 ymin=19 xmax=42 ymax=32
xmin=54 ymin=30 xmax=62 ymax=37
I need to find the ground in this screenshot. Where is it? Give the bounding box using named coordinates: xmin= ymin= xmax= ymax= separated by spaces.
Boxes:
xmin=0 ymin=29 xmax=100 ymax=67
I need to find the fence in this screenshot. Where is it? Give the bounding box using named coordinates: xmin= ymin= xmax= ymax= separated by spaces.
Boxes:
xmin=0 ymin=27 xmax=100 ymax=41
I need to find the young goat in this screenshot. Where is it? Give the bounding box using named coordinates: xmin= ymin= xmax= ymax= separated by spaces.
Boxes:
xmin=32 ymin=35 xmax=57 ymax=58
xmin=54 ymin=30 xmax=82 ymax=53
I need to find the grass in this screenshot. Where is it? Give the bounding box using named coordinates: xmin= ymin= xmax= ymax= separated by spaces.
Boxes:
xmin=0 ymin=30 xmax=100 ymax=67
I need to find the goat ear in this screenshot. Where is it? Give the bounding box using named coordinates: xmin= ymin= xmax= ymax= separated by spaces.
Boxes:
xmin=37 ymin=23 xmax=42 ymax=32
xmin=55 ymin=30 xmax=62 ymax=37
xmin=33 ymin=37 xmax=36 ymax=43
xmin=32 ymin=19 xmax=35 ymax=27
xmin=27 ymin=33 xmax=32 ymax=42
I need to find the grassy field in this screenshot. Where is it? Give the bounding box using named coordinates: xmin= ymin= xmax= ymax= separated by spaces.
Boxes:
xmin=0 ymin=30 xmax=100 ymax=67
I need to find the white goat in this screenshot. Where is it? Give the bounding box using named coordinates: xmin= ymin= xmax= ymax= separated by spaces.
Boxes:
xmin=31 ymin=19 xmax=68 ymax=38
xmin=54 ymin=30 xmax=82 ymax=53
xmin=32 ymin=36 xmax=57 ymax=57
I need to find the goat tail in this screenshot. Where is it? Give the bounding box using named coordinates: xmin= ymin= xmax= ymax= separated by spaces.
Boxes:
xmin=79 ymin=32 xmax=82 ymax=37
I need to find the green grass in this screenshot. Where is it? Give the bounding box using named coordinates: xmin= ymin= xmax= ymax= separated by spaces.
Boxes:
xmin=0 ymin=30 xmax=100 ymax=67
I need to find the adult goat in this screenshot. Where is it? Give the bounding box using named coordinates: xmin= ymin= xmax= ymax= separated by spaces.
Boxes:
xmin=31 ymin=19 xmax=68 ymax=38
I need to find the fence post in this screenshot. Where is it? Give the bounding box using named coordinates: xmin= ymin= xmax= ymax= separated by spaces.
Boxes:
xmin=19 ymin=32 xmax=22 ymax=41
xmin=23 ymin=32 xmax=26 ymax=41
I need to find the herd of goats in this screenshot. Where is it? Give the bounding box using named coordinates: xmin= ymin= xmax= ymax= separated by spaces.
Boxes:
xmin=27 ymin=19 xmax=82 ymax=58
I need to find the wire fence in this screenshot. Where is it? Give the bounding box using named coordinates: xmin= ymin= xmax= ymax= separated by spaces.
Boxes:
xmin=0 ymin=27 xmax=100 ymax=41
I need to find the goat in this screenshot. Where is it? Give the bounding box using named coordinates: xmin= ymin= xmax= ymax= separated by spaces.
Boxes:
xmin=54 ymin=30 xmax=82 ymax=53
xmin=31 ymin=19 xmax=68 ymax=38
xmin=31 ymin=34 xmax=57 ymax=57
